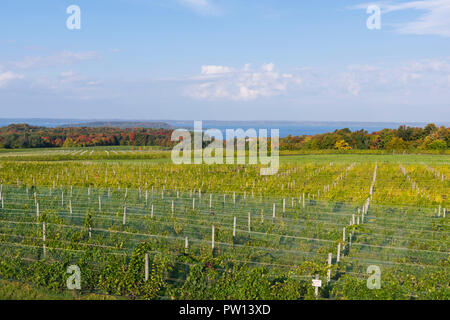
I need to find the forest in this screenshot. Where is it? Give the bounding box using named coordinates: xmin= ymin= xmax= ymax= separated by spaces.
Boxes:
xmin=0 ymin=123 xmax=448 ymax=151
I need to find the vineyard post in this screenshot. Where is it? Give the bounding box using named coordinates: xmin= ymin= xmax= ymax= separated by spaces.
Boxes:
xmin=248 ymin=212 xmax=251 ymax=232
xmin=283 ymin=198 xmax=285 ymax=213
xmin=337 ymin=243 xmax=341 ymax=263
xmin=342 ymin=227 xmax=346 ymax=242
xmin=352 ymin=214 xmax=355 ymax=225
xmin=211 ymin=225 xmax=215 ymax=251
xmin=151 ymin=204 xmax=154 ymax=218
xmin=98 ymin=196 xmax=101 ymax=212
xmin=314 ymin=274 xmax=320 ymax=298
xmin=145 ymin=190 xmax=148 ymax=206
xmin=209 ymin=194 xmax=212 ymax=209
xmin=42 ymin=222 xmax=46 ymax=257
xmin=69 ymin=200 xmax=72 ymax=215
xmin=438 ymin=205 xmax=441 ymax=217
xmin=192 ymin=198 xmax=195 ymax=211
xmin=272 ymin=203 xmax=276 ymax=219
xmin=327 ymin=253 xmax=332 ymax=283
xmin=443 ymin=208 xmax=446 ymax=218
xmin=36 ymin=202 xmax=40 ymax=219
xmin=185 ymin=237 xmax=189 ymax=253
xmin=302 ymin=193 xmax=305 ymax=208
xmin=123 ymin=206 xmax=127 ymax=225
xmin=172 ymin=200 xmax=174 ymax=215
xmin=233 ymin=217 xmax=236 ymax=240
xmin=61 ymin=191 xmax=64 ymax=206
xmin=89 ymin=225 xmax=92 ymax=239
xmin=144 ymin=253 xmax=149 ymax=282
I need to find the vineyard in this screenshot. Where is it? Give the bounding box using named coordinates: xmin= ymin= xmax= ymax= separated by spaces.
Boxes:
xmin=0 ymin=148 xmax=448 ymax=299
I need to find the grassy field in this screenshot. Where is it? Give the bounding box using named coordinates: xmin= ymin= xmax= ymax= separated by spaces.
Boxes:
xmin=0 ymin=147 xmax=448 ymax=299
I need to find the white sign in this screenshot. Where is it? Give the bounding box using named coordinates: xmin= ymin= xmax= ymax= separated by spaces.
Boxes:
xmin=312 ymin=279 xmax=322 ymax=287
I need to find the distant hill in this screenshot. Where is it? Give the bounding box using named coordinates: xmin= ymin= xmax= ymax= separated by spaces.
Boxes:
xmin=61 ymin=121 xmax=173 ymax=129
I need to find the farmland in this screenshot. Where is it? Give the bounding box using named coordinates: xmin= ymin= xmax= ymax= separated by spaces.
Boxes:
xmin=0 ymin=147 xmax=448 ymax=300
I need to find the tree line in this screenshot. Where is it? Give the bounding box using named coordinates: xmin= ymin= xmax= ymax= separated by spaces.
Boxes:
xmin=0 ymin=123 xmax=448 ymax=151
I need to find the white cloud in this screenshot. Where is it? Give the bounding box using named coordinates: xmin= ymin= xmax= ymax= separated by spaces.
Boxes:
xmin=201 ymin=65 xmax=233 ymax=75
xmin=177 ymin=0 xmax=218 ymax=15
xmin=186 ymin=63 xmax=297 ymax=101
xmin=12 ymin=51 xmax=100 ymax=69
xmin=184 ymin=58 xmax=450 ymax=101
xmin=354 ymin=0 xmax=450 ymax=37
xmin=0 ymin=71 xmax=23 ymax=88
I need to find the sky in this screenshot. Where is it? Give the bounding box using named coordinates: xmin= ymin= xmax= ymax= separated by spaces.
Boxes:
xmin=0 ymin=0 xmax=450 ymax=122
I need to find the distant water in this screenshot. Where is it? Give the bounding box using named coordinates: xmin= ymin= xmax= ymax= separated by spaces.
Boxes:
xmin=1 ymin=118 xmax=446 ymax=138
xmin=164 ymin=121 xmax=442 ymax=138
xmin=197 ymin=124 xmax=397 ymax=138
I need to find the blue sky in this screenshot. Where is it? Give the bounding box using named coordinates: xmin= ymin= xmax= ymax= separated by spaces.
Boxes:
xmin=1 ymin=0 xmax=450 ymax=122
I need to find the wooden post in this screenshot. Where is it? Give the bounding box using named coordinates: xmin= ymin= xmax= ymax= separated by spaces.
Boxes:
xmin=283 ymin=198 xmax=285 ymax=213
xmin=337 ymin=243 xmax=341 ymax=263
xmin=61 ymin=191 xmax=64 ymax=206
xmin=233 ymin=217 xmax=236 ymax=239
xmin=209 ymin=194 xmax=212 ymax=209
xmin=123 ymin=206 xmax=127 ymax=225
xmin=185 ymin=237 xmax=189 ymax=253
xmin=211 ymin=225 xmax=215 ymax=250
xmin=352 ymin=214 xmax=355 ymax=225
xmin=192 ymin=198 xmax=195 ymax=211
xmin=272 ymin=203 xmax=276 ymax=219
xmin=42 ymin=222 xmax=46 ymax=257
xmin=144 ymin=253 xmax=149 ymax=282
xmin=151 ymin=204 xmax=154 ymax=218
xmin=342 ymin=227 xmax=346 ymax=242
xmin=69 ymin=200 xmax=72 ymax=215
xmin=302 ymin=193 xmax=305 ymax=208
xmin=89 ymin=226 xmax=92 ymax=239
xmin=36 ymin=202 xmax=40 ymax=219
xmin=314 ymin=274 xmax=320 ymax=298
xmin=98 ymin=196 xmax=101 ymax=212
xmin=327 ymin=253 xmax=332 ymax=282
